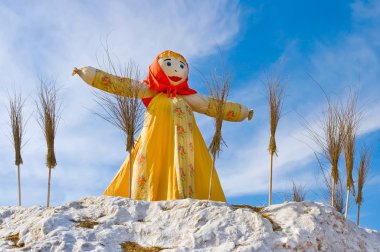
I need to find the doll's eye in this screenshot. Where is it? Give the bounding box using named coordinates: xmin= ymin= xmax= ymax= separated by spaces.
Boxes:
xmin=166 ymin=62 xmax=172 ymax=66
xmin=180 ymin=64 xmax=184 ymax=69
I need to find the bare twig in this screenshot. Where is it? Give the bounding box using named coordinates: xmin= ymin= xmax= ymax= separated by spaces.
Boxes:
xmin=284 ymin=181 xmax=306 ymax=202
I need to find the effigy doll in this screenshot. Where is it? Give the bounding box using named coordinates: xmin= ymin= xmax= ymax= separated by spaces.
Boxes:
xmin=73 ymin=50 xmax=253 ymax=202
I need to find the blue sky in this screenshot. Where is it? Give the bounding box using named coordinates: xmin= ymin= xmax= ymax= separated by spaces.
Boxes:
xmin=0 ymin=0 xmax=379 ymax=230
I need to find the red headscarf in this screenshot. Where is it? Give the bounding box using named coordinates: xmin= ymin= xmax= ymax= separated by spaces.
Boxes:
xmin=142 ymin=51 xmax=197 ymax=107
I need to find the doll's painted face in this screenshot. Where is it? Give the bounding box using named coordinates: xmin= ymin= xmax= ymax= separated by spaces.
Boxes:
xmin=158 ymin=56 xmax=188 ymax=86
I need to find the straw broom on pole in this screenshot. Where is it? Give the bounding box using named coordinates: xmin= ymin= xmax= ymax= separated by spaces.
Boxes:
xmin=328 ymin=104 xmax=345 ymax=209
xmin=342 ymin=94 xmax=360 ymax=219
xmin=9 ymin=92 xmax=26 ymax=206
xmin=93 ymin=63 xmax=144 ymax=199
xmin=356 ymin=147 xmax=370 ymax=225
xmin=207 ymin=71 xmax=229 ymax=200
xmin=36 ymin=81 xmax=60 ymax=208
xmin=313 ymin=103 xmax=344 ymax=208
xmin=267 ymin=79 xmax=283 ymax=206
xmin=305 ymin=75 xmax=344 ymax=208
xmin=305 ymin=99 xmax=344 ymax=209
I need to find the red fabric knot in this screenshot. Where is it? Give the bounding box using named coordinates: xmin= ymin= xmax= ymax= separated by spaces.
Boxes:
xmin=166 ymin=85 xmax=178 ymax=98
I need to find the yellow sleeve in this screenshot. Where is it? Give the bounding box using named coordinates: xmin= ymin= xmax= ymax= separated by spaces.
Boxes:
xmin=76 ymin=66 xmax=156 ymax=98
xmin=183 ymin=93 xmax=253 ymax=122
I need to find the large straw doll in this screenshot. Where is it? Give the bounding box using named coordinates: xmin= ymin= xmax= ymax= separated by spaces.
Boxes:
xmin=73 ymin=50 xmax=253 ymax=202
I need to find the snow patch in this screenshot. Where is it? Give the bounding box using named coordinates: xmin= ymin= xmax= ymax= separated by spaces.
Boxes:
xmin=0 ymin=196 xmax=379 ymax=251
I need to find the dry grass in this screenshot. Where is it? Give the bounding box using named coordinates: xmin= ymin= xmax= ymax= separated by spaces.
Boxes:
xmin=120 ymin=241 xmax=164 ymax=252
xmin=261 ymin=213 xmax=282 ymax=231
xmin=288 ymin=182 xmax=306 ymax=202
xmin=5 ymin=233 xmax=25 ymax=248
xmin=72 ymin=220 xmax=99 ymax=229
xmin=356 ymin=147 xmax=371 ymax=225
xmin=231 ymin=204 xmax=281 ymax=231
xmin=36 ymin=80 xmax=60 ymax=207
xmin=231 ymin=204 xmax=265 ymax=213
xmin=267 ymin=77 xmax=284 ymax=206
xmin=205 ymin=70 xmax=230 ymax=200
xmin=8 ymin=92 xmax=26 ymax=206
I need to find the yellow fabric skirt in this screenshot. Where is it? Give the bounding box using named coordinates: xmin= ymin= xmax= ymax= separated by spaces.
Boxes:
xmin=103 ymin=93 xmax=226 ymax=202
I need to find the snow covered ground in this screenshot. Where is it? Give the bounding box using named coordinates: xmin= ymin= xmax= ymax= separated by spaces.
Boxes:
xmin=0 ymin=196 xmax=379 ymax=251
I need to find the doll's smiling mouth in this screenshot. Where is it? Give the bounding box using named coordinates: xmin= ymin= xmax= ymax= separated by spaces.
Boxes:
xmin=168 ymin=76 xmax=182 ymax=82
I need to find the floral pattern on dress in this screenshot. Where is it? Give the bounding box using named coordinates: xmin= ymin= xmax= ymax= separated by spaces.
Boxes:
xmin=185 ymin=104 xmax=192 ymax=115
xmin=92 ymin=69 xmax=137 ymax=97
xmin=189 ymin=163 xmax=194 ymax=177
xmin=178 ymin=144 xmax=186 ymax=158
xmin=188 ymin=122 xmax=193 ymax=132
xmin=180 ymin=168 xmax=186 ymax=182
xmin=226 ymin=110 xmax=236 ymax=120
xmin=206 ymin=97 xmax=243 ymax=121
xmin=189 ymin=142 xmax=194 ymax=152
xmin=176 ymin=125 xmax=186 ymax=135
xmin=188 ymin=185 xmax=194 ymax=197
xmin=137 ymin=155 xmax=145 ymax=164
xmin=173 ymin=107 xmax=184 ymax=117
xmin=137 ymin=175 xmax=147 ymax=189
xmin=172 ymin=97 xmax=195 ymax=199
xmin=102 ymin=75 xmax=112 ymax=86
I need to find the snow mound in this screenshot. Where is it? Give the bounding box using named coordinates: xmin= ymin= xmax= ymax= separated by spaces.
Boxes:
xmin=0 ymin=196 xmax=379 ymax=251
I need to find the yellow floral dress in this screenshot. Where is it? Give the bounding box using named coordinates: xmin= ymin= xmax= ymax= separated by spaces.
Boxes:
xmin=78 ymin=67 xmax=251 ymax=202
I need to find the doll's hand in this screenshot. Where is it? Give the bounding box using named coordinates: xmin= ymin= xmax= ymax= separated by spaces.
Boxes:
xmin=72 ymin=67 xmax=81 ymax=76
xmin=248 ymin=109 xmax=254 ymax=121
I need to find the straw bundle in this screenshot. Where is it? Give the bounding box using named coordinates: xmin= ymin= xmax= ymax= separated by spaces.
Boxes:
xmin=267 ymin=79 xmax=284 ymax=205
xmin=342 ymin=94 xmax=360 ymax=218
xmin=206 ymin=71 xmax=230 ymax=200
xmin=36 ymin=81 xmax=60 ymax=207
xmin=9 ymin=93 xmax=26 ymax=206
xmin=94 ymin=63 xmax=144 ymax=198
xmin=309 ymin=101 xmax=344 ymax=208
xmin=356 ymin=147 xmax=370 ymax=225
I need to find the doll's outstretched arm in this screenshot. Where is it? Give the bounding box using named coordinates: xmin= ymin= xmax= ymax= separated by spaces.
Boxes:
xmin=72 ymin=66 xmax=156 ymax=98
xmin=183 ymin=93 xmax=254 ymax=122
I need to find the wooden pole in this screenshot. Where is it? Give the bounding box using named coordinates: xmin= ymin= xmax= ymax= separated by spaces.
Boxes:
xmin=357 ymin=204 xmax=361 ymax=225
xmin=17 ymin=165 xmax=21 ymax=206
xmin=129 ymin=150 xmax=132 ymax=199
xmin=47 ymin=168 xmax=51 ymax=208
xmin=208 ymin=156 xmax=216 ymax=200
xmin=331 ymin=177 xmax=335 ymax=208
xmin=269 ymin=153 xmax=273 ymax=206
xmin=344 ymin=189 xmax=350 ymax=219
